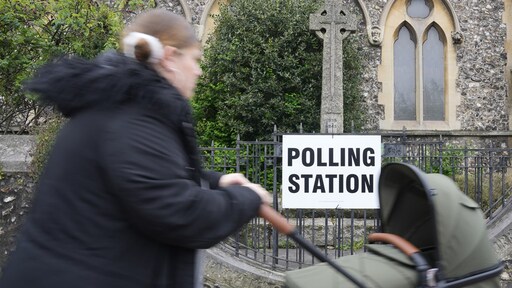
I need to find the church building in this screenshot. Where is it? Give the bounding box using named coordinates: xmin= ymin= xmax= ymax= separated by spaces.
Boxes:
xmin=150 ymin=0 xmax=511 ymax=140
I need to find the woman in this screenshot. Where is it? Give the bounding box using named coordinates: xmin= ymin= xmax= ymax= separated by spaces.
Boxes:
xmin=0 ymin=9 xmax=270 ymax=288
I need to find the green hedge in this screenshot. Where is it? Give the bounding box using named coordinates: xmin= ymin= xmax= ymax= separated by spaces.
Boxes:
xmin=1 ymin=0 xmax=122 ymax=133
xmin=192 ymin=0 xmax=364 ymax=146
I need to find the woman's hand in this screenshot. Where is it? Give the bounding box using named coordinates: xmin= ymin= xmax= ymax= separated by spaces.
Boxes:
xmin=242 ymin=183 xmax=272 ymax=205
xmin=219 ymin=173 xmax=272 ymax=205
xmin=218 ymin=173 xmax=250 ymax=187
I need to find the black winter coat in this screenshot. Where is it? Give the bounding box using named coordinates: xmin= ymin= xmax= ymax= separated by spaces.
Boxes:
xmin=0 ymin=52 xmax=261 ymax=288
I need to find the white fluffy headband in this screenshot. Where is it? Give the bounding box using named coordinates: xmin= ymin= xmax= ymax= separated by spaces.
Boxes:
xmin=123 ymin=32 xmax=164 ymax=64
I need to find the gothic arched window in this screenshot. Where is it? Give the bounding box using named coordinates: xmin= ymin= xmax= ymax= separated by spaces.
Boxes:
xmin=423 ymin=26 xmax=445 ymax=121
xmin=394 ymin=25 xmax=416 ymax=121
xmin=378 ymin=0 xmax=460 ymax=130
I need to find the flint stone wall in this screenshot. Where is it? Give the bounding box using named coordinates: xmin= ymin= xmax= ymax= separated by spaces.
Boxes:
xmin=111 ymin=0 xmax=510 ymax=132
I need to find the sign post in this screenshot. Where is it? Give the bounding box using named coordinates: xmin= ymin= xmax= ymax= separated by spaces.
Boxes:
xmin=282 ymin=135 xmax=381 ymax=209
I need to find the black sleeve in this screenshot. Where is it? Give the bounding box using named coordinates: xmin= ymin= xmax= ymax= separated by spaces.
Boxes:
xmin=200 ymin=170 xmax=223 ymax=189
xmin=102 ymin=111 xmax=261 ymax=249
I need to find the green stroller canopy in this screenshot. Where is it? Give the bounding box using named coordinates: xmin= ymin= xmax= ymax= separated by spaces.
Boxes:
xmin=285 ymin=163 xmax=502 ymax=288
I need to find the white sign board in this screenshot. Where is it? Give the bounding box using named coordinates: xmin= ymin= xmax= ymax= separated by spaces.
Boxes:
xmin=282 ymin=135 xmax=381 ymax=209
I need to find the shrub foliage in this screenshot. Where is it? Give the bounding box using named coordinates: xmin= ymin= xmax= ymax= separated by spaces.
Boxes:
xmin=1 ymin=0 xmax=123 ymax=177
xmin=0 ymin=0 xmax=122 ymax=133
xmin=193 ymin=0 xmax=323 ymax=146
xmin=194 ymin=0 xmax=363 ymax=146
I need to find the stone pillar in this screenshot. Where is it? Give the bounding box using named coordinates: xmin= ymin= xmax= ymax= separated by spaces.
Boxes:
xmin=309 ymin=0 xmax=357 ymax=133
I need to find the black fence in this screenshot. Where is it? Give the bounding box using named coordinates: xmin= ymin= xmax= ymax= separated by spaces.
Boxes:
xmin=199 ymin=133 xmax=512 ymax=272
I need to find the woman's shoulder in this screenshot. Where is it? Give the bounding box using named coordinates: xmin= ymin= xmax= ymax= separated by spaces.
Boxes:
xmin=103 ymin=92 xmax=189 ymax=136
xmin=134 ymin=83 xmax=192 ymax=124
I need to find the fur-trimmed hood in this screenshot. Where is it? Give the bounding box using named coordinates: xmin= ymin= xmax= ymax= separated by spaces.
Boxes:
xmin=25 ymin=51 xmax=177 ymax=117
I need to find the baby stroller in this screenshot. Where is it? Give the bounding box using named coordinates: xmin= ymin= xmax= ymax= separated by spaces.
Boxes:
xmin=262 ymin=163 xmax=503 ymax=288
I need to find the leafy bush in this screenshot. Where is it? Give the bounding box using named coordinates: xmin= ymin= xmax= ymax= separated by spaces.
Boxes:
xmin=452 ymin=156 xmax=512 ymax=216
xmin=0 ymin=0 xmax=122 ymax=133
xmin=424 ymin=145 xmax=464 ymax=177
xmin=1 ymin=0 xmax=124 ymax=178
xmin=192 ymin=0 xmax=364 ymax=146
xmin=382 ymin=143 xmax=463 ymax=177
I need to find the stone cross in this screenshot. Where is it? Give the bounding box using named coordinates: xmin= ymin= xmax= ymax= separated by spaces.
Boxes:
xmin=310 ymin=0 xmax=357 ymax=133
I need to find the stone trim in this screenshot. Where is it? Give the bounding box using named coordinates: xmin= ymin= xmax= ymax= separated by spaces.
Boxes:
xmin=176 ymin=0 xmax=192 ymax=22
xmin=371 ymin=0 xmax=463 ymax=45
xmin=505 ymin=0 xmax=512 ymax=132
xmin=198 ymin=0 xmax=229 ymax=45
xmin=354 ymin=0 xmax=382 ymax=45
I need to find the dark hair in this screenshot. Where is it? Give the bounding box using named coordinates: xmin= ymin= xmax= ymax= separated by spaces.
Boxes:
xmin=121 ymin=9 xmax=199 ymax=63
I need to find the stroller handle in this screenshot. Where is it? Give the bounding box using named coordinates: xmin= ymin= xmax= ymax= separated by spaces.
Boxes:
xmin=259 ymin=205 xmax=368 ymax=288
xmin=258 ymin=205 xmax=295 ymax=234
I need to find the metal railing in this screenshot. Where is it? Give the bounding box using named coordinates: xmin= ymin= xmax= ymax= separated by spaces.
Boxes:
xmin=199 ymin=132 xmax=512 ymax=272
